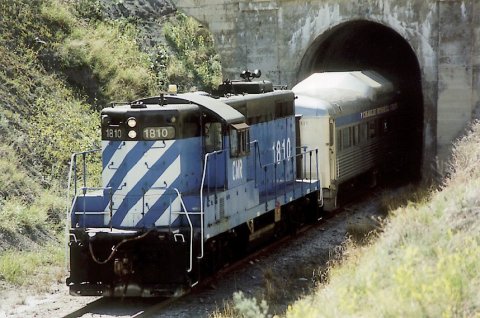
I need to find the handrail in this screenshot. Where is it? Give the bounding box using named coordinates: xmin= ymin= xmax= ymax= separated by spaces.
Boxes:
xmin=65 ymin=148 xmax=101 ymax=270
xmin=316 ymin=149 xmax=323 ymax=206
xmin=258 ymin=147 xmax=320 ymax=206
xmin=67 ymin=148 xmax=101 ymax=197
xmin=119 ymin=185 xmax=195 ymax=273
xmin=249 ymin=140 xmax=261 ymax=186
xmin=171 ymin=188 xmax=194 ymax=273
xmin=259 ymin=148 xmax=318 ymax=176
xmin=199 ymin=149 xmax=225 ymax=259
xmin=78 ymin=186 xmax=113 ymax=230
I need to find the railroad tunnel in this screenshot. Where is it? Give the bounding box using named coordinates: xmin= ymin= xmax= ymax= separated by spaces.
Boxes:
xmin=297 ymin=20 xmax=424 ymax=181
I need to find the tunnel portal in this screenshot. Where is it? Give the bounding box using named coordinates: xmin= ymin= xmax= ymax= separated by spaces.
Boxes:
xmin=297 ymin=20 xmax=424 ymax=180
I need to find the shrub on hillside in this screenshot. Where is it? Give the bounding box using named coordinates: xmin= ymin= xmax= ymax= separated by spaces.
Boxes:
xmin=163 ymin=13 xmax=222 ymax=91
xmin=0 ymin=146 xmax=40 ymax=203
xmin=57 ymin=20 xmax=158 ymax=106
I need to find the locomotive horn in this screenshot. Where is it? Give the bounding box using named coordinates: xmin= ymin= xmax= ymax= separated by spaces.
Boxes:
xmin=240 ymin=69 xmax=262 ymax=81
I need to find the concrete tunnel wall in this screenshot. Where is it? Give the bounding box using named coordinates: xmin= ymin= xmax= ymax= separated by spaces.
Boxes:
xmin=173 ymin=0 xmax=480 ymax=177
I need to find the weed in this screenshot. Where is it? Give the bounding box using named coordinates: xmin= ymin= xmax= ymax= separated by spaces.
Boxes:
xmin=378 ymin=183 xmax=432 ymax=216
xmin=210 ymin=300 xmax=238 ymax=318
xmin=0 ymin=244 xmax=64 ymax=288
xmin=233 ymin=291 xmax=269 ymax=318
xmin=262 ymin=267 xmax=284 ymax=303
xmin=346 ymin=216 xmax=380 ymax=245
xmin=212 ymin=291 xmax=270 ymax=318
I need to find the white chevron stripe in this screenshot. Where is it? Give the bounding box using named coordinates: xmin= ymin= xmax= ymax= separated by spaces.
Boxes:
xmin=110 ymin=140 xmax=174 ymax=195
xmin=155 ymin=196 xmax=180 ymax=226
xmin=101 ymin=140 xmax=137 ymax=188
xmin=103 ymin=140 xmax=174 ymax=225
xmin=119 ymin=154 xmax=181 ymax=227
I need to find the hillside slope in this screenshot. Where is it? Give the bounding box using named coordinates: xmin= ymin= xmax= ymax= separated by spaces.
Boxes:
xmin=0 ymin=0 xmax=221 ymax=286
xmin=285 ymin=121 xmax=480 ymax=317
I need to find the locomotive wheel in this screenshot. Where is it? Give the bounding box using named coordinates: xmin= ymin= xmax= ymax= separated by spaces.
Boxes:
xmin=305 ymin=193 xmax=321 ymax=223
xmin=285 ymin=203 xmax=302 ymax=234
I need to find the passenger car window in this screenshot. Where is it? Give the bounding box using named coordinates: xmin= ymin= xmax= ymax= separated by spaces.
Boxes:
xmin=368 ymin=121 xmax=376 ymax=139
xmin=337 ymin=130 xmax=342 ymax=151
xmin=360 ymin=123 xmax=368 ymax=142
xmin=353 ymin=125 xmax=359 ymax=145
xmin=342 ymin=127 xmax=351 ymax=149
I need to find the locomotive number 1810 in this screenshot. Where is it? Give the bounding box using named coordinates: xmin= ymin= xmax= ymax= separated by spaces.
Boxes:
xmin=143 ymin=127 xmax=175 ymax=140
xmin=273 ymin=138 xmax=291 ymax=164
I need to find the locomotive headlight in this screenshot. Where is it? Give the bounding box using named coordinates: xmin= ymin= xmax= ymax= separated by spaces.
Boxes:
xmin=128 ymin=130 xmax=137 ymax=139
xmin=127 ymin=117 xmax=137 ymax=128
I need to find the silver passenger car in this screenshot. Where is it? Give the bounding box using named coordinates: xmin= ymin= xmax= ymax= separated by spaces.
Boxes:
xmin=293 ymin=71 xmax=400 ymax=210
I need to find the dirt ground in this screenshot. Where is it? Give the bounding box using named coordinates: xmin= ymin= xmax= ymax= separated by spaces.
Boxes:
xmin=0 ymin=280 xmax=95 ymax=317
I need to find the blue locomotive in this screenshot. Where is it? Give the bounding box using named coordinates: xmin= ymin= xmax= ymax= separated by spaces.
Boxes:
xmin=66 ymin=71 xmax=321 ymax=297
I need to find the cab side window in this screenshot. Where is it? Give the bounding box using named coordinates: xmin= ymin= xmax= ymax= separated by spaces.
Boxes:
xmin=230 ymin=123 xmax=250 ymax=157
xmin=205 ymin=122 xmax=223 ymax=152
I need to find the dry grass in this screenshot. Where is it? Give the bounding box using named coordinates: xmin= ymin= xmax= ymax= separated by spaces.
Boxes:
xmin=262 ymin=267 xmax=285 ymax=303
xmin=345 ymin=216 xmax=380 ymax=245
xmin=0 ymin=243 xmax=65 ymax=290
xmin=210 ymin=300 xmax=237 ymax=318
xmin=211 ymin=291 xmax=269 ymax=318
xmin=377 ymin=182 xmax=433 ymax=215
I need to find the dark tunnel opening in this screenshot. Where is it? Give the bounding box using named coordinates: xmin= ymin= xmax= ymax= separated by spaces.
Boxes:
xmin=297 ymin=20 xmax=423 ymax=182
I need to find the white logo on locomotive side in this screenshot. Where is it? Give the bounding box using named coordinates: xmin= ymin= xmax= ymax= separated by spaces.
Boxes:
xmin=232 ymin=159 xmax=243 ymax=181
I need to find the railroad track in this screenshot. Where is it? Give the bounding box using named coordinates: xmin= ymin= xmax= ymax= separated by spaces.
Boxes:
xmin=62 ymin=298 xmax=109 ymax=318
xmin=61 ymin=296 xmax=176 ymax=318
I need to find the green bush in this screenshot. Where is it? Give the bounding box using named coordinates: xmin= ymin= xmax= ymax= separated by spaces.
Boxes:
xmin=232 ymin=291 xmax=269 ymax=318
xmin=0 ymin=199 xmax=45 ymax=233
xmin=163 ymin=13 xmax=222 ymax=91
xmin=71 ymin=0 xmax=105 ymax=22
xmin=0 ymin=187 xmax=66 ymax=233
xmin=57 ymin=20 xmax=159 ymax=105
xmin=28 ymin=93 xmax=100 ymax=180
xmin=40 ymin=0 xmax=77 ymax=32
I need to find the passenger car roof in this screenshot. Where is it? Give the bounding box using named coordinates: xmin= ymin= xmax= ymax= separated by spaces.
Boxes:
xmin=292 ymin=71 xmax=396 ymax=118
